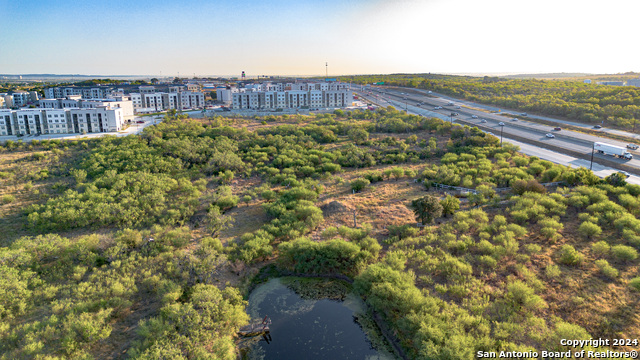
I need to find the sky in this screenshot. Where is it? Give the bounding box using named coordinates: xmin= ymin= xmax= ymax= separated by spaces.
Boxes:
xmin=0 ymin=0 xmax=639 ymax=77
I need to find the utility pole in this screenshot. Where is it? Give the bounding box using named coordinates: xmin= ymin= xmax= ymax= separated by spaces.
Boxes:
xmin=590 ymin=142 xmax=595 ymax=170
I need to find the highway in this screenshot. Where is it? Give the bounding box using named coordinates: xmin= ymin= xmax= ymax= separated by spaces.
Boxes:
xmin=353 ymin=86 xmax=640 ymax=171
xmin=352 ymin=86 xmax=640 ymax=185
xmin=393 ymin=87 xmax=640 ymax=142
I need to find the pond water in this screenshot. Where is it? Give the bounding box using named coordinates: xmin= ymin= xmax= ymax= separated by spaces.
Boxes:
xmin=239 ymin=277 xmax=396 ymax=360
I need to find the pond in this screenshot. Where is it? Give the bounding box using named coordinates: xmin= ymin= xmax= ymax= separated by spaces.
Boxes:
xmin=239 ymin=277 xmax=396 ymax=360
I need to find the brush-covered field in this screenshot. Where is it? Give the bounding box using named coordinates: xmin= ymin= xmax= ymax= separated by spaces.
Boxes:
xmin=1 ymin=108 xmax=638 ymax=359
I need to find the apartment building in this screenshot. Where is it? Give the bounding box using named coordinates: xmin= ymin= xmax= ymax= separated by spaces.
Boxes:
xmin=129 ymin=90 xmax=204 ymax=112
xmin=4 ymin=91 xmax=40 ymax=108
xmin=0 ymin=107 xmax=125 ymax=136
xmin=627 ymin=79 xmax=640 ymax=87
xmin=231 ymin=82 xmax=352 ymax=110
xmin=45 ymin=86 xmax=111 ymax=99
xmin=39 ymin=96 xmax=134 ymax=120
xmin=180 ymin=91 xmax=204 ymax=109
xmin=217 ymin=87 xmax=234 ymax=104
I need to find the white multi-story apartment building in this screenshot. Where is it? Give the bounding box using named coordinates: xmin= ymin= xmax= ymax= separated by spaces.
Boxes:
xmin=39 ymin=96 xmax=134 ymax=120
xmin=0 ymin=107 xmax=125 ymax=136
xmin=142 ymin=93 xmax=165 ymax=112
xmin=231 ymin=82 xmax=352 ymax=110
xmin=44 ymin=87 xmax=110 ymax=99
xmin=9 ymin=91 xmax=39 ymax=107
xmin=130 ymin=93 xmax=143 ymax=110
xmin=217 ymin=87 xmax=234 ymax=104
xmin=180 ymin=91 xmax=204 ymax=109
xmin=129 ymin=90 xmax=204 ymax=113
xmin=139 ymin=86 xmax=157 ymax=94
xmin=163 ymin=93 xmax=180 ymax=110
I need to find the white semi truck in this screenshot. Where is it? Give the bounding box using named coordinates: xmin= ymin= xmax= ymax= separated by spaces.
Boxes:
xmin=594 ymin=142 xmax=633 ymax=160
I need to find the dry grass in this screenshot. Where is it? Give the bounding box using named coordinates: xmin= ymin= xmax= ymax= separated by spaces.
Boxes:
xmin=218 ymin=202 xmax=270 ymax=244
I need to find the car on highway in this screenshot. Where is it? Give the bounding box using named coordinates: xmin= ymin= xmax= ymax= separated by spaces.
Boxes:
xmin=521 ymin=113 xmax=528 ymax=116
xmin=434 ymin=106 xmax=443 ymax=110
xmin=554 ymin=127 xmax=562 ymax=131
xmin=594 ymin=125 xmax=602 ymax=129
xmin=480 ymin=119 xmax=487 ymax=123
xmin=546 ymin=133 xmax=555 ymax=138
xmin=498 ymin=122 xmax=505 ymax=126
xmin=455 ymin=106 xmax=461 ymax=109
xmin=453 ymin=112 xmax=459 ymax=116
xmin=511 ymin=118 xmax=517 ymax=121
xmin=620 ymin=171 xmax=631 ymax=178
xmin=627 ymin=144 xmax=639 ymax=150
xmin=471 ymin=115 xmax=478 ymax=119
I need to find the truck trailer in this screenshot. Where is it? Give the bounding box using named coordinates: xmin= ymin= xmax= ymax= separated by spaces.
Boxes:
xmin=594 ymin=142 xmax=633 ymax=160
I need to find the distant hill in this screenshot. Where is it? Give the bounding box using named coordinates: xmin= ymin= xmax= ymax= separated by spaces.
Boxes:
xmin=501 ymin=72 xmax=593 ymax=79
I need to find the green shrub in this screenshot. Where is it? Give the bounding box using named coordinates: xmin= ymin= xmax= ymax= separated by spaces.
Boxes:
xmin=558 ymin=245 xmax=583 ymax=266
xmin=623 ymin=229 xmax=640 ymax=248
xmin=591 ymin=241 xmax=610 ymax=257
xmin=279 ymin=237 xmax=373 ymax=277
xmin=160 ymin=227 xmax=191 ymax=248
xmin=511 ymin=179 xmax=546 ymax=195
xmin=595 ymin=259 xmax=618 ymax=279
xmin=577 ymin=212 xmax=598 ymax=223
xmin=506 ymin=280 xmax=547 ymax=312
xmin=350 ymin=178 xmax=370 ymax=193
xmin=440 ymin=195 xmax=460 ymax=217
xmin=478 ymin=255 xmax=497 ymax=269
xmin=386 ymin=224 xmax=419 ymax=241
xmin=611 ymin=245 xmax=638 ymax=262
xmin=233 ymin=231 xmax=273 ymax=263
xmin=525 ymin=244 xmax=542 ymax=254
xmin=362 ymin=171 xmax=384 ymax=183
xmin=476 ymin=240 xmax=495 ymax=255
xmin=578 ymin=221 xmax=602 ymax=239
xmin=217 ymin=196 xmax=239 ymax=210
xmin=545 ymin=264 xmax=561 ymax=279
xmin=1 ymin=194 xmax=15 ymax=204
xmin=437 ymin=256 xmax=472 ymax=280
xmin=117 ymin=228 xmax=144 ymax=248
xmin=630 ymin=277 xmax=640 ymax=291
xmin=538 ymin=218 xmax=563 ymax=242
xmin=261 ymin=189 xmax=276 ymax=202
